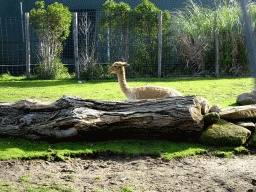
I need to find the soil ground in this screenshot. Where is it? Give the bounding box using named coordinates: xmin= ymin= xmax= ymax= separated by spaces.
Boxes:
xmin=0 ymin=152 xmax=256 ymax=192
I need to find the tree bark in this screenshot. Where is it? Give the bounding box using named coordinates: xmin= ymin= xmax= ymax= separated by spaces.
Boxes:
xmin=0 ymin=95 xmax=205 ymax=142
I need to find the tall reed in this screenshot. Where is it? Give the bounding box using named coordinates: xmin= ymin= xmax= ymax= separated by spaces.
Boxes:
xmin=171 ymin=0 xmax=256 ymax=76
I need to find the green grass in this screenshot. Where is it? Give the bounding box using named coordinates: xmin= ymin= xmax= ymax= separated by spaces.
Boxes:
xmin=18 ymin=175 xmax=32 ymax=183
xmin=0 ymin=137 xmax=247 ymax=161
xmin=0 ymin=73 xmax=254 ymax=109
xmin=0 ymin=180 xmax=75 ymax=192
xmin=0 ymin=74 xmax=253 ymax=162
xmin=0 ymin=180 xmax=15 ymax=191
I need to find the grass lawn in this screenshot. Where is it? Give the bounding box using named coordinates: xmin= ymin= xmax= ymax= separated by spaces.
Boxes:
xmin=0 ymin=73 xmax=254 ymax=161
xmin=0 ymin=74 xmax=254 ymax=109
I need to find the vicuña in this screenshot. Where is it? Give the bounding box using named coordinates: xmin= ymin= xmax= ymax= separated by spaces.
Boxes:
xmin=108 ymin=61 xmax=182 ymax=100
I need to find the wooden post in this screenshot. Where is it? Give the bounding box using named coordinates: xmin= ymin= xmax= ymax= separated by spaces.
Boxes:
xmin=214 ymin=13 xmax=219 ymax=78
xmin=73 ymin=12 xmax=79 ymax=79
xmin=158 ymin=11 xmax=162 ymax=78
xmin=125 ymin=26 xmax=129 ymax=62
xmin=25 ymin=12 xmax=30 ymax=80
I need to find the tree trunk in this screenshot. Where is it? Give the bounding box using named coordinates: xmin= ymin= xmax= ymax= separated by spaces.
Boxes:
xmin=0 ymin=95 xmax=205 ymax=142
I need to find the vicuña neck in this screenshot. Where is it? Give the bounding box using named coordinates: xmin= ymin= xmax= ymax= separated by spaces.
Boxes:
xmin=116 ymin=67 xmax=130 ymax=94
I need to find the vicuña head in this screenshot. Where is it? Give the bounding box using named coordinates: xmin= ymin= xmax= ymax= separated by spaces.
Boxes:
xmin=108 ymin=61 xmax=182 ymax=100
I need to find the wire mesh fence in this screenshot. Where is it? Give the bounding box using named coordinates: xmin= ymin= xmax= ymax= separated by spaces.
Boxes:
xmin=0 ymin=10 xmax=186 ymax=78
xmin=0 ymin=17 xmax=25 ymax=76
xmin=0 ymin=12 xmax=235 ymax=79
xmin=0 ymin=8 xmax=250 ymax=79
xmin=75 ymin=10 xmax=186 ymax=79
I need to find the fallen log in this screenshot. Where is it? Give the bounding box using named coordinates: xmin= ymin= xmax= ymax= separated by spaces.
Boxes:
xmin=0 ymin=95 xmax=205 ymax=142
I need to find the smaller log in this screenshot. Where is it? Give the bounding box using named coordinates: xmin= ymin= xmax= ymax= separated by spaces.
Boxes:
xmin=0 ymin=95 xmax=205 ymax=142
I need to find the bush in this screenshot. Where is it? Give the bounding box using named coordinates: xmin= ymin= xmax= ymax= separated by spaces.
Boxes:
xmin=30 ymin=1 xmax=72 ymax=79
xmin=36 ymin=58 xmax=68 ymax=79
xmin=80 ymin=63 xmax=104 ymax=79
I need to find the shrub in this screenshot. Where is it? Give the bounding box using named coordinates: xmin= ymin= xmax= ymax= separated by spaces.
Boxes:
xmin=36 ymin=58 xmax=68 ymax=79
xmin=80 ymin=63 xmax=104 ymax=79
xmin=29 ymin=1 xmax=72 ymax=79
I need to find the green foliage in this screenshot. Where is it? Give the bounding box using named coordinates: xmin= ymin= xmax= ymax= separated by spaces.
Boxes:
xmin=30 ymin=1 xmax=72 ymax=41
xmin=131 ymin=0 xmax=160 ymax=76
xmin=0 ymin=71 xmax=13 ymax=80
xmin=80 ymin=63 xmax=104 ymax=79
xmin=99 ymin=0 xmax=132 ymax=63
xmin=171 ymin=0 xmax=251 ymax=76
xmin=99 ymin=0 xmax=172 ymax=77
xmin=35 ymin=58 xmax=68 ymax=79
xmin=133 ymin=0 xmax=160 ymax=35
xmin=29 ymin=1 xmax=72 ymax=79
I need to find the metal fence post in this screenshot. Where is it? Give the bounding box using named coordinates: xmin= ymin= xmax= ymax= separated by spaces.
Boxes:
xmin=73 ymin=12 xmax=79 ymax=79
xmin=158 ymin=11 xmax=162 ymax=78
xmin=25 ymin=12 xmax=30 ymax=80
xmin=214 ymin=13 xmax=219 ymax=77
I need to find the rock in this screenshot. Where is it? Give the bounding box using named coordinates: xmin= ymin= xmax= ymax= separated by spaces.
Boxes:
xmin=209 ymin=104 xmax=221 ymax=113
xmin=237 ymin=90 xmax=256 ymax=105
xmin=219 ymin=105 xmax=256 ymax=120
xmin=249 ymin=132 xmax=256 ymax=147
xmin=199 ymin=119 xmax=251 ymax=146
xmin=236 ymin=90 xmax=256 ymax=105
xmin=203 ymin=112 xmax=220 ymax=125
xmin=233 ymin=122 xmax=255 ymax=133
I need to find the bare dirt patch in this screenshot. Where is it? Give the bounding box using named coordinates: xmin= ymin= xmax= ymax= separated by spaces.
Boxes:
xmin=0 ymin=153 xmax=256 ymax=192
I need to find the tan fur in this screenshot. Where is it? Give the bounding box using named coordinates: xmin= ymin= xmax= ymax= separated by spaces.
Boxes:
xmin=108 ymin=62 xmax=182 ymax=100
